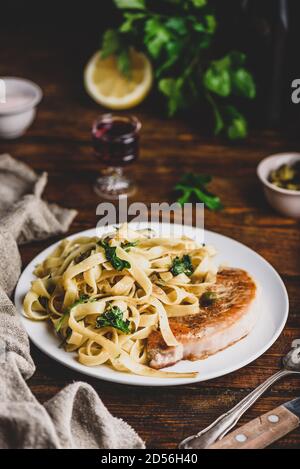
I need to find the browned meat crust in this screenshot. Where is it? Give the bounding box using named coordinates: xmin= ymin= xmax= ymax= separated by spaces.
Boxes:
xmin=147 ymin=268 xmax=258 ymax=369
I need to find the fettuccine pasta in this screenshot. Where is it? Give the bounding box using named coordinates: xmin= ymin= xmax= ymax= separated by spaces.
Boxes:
xmin=23 ymin=224 xmax=218 ymax=378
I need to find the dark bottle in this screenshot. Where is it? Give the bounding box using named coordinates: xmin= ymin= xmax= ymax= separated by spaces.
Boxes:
xmin=240 ymin=0 xmax=290 ymax=126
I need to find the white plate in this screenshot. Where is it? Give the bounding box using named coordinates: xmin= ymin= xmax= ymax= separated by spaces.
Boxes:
xmin=15 ymin=223 xmax=289 ymax=387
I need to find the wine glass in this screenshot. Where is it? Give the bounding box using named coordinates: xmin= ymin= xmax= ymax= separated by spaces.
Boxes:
xmin=92 ymin=113 xmax=141 ymax=199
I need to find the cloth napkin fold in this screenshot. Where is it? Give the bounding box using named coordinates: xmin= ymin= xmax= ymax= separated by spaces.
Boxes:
xmin=0 ymin=154 xmax=144 ymax=449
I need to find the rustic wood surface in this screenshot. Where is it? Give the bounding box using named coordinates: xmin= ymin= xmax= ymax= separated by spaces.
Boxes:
xmin=1 ymin=26 xmax=300 ymax=449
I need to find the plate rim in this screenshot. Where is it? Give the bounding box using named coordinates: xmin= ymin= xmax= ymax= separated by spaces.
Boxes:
xmin=15 ymin=223 xmax=289 ymax=387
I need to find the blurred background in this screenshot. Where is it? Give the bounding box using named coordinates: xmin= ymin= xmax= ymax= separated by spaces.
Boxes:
xmin=2 ymin=0 xmax=300 ymax=134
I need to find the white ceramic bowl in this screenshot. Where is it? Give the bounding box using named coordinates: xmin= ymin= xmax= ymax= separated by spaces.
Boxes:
xmin=0 ymin=77 xmax=42 ymax=139
xmin=257 ymin=153 xmax=300 ymax=218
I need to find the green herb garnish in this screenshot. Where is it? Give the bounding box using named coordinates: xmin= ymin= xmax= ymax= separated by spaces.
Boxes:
xmin=96 ymin=304 xmax=130 ymax=334
xmin=55 ymin=294 xmax=96 ymax=333
xmin=100 ymin=1 xmax=256 ymax=139
xmin=59 ymin=327 xmax=72 ymax=348
xmin=120 ymin=240 xmax=139 ymax=251
xmin=101 ymin=29 xmax=131 ymax=77
xmin=170 ymin=254 xmax=194 ymax=277
xmin=100 ymin=240 xmax=131 ymax=271
xmin=74 ymin=248 xmax=94 ymax=264
xmin=175 ymin=173 xmax=223 ymax=211
xmin=200 ymin=291 xmax=217 ymax=307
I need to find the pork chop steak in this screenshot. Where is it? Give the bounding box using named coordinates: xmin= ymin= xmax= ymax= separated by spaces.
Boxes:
xmin=147 ymin=268 xmax=258 ymax=369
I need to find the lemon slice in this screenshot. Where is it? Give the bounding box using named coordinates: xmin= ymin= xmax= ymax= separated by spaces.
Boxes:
xmin=84 ymin=49 xmax=153 ymax=110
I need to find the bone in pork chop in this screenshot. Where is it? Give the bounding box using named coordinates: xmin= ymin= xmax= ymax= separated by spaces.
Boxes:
xmin=147 ymin=268 xmax=258 ymax=369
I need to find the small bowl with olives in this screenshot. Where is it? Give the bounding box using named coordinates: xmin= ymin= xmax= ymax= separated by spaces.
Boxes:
xmin=257 ymin=153 xmax=300 ymax=218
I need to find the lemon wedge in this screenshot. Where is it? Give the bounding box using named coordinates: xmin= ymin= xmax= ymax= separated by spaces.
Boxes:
xmin=84 ymin=49 xmax=153 ymax=110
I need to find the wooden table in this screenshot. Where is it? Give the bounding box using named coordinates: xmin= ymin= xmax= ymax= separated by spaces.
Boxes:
xmin=1 ymin=25 xmax=300 ymax=449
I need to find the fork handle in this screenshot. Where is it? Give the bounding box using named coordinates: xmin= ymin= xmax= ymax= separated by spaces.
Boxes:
xmin=179 ymin=369 xmax=295 ymax=449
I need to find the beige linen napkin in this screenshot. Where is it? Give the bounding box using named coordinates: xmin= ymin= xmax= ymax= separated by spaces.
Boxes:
xmin=0 ymin=154 xmax=144 ymax=449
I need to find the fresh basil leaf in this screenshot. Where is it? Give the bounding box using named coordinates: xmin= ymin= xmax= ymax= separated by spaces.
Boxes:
xmin=114 ymin=0 xmax=145 ymax=9
xmin=232 ymin=68 xmax=256 ymax=99
xmin=158 ymin=77 xmax=185 ymax=116
xmin=205 ymin=92 xmax=224 ymax=135
xmin=205 ymin=15 xmax=217 ymax=33
xmin=191 ymin=0 xmax=207 ymax=7
xmin=156 ymin=39 xmax=183 ymax=76
xmin=203 ymin=66 xmax=231 ymax=97
xmin=165 ymin=17 xmax=188 ymax=36
xmin=101 ymin=29 xmax=121 ymax=58
xmin=144 ymin=18 xmax=171 ymax=58
xmin=119 ymin=12 xmax=146 ymax=32
xmin=117 ymin=48 xmax=131 ymax=76
xmin=225 ymin=105 xmax=248 ymax=140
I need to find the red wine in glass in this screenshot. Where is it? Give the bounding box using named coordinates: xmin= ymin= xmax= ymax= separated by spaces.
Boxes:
xmin=92 ymin=114 xmax=141 ymax=199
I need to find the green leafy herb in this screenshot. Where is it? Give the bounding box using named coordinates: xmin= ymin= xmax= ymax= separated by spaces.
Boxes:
xmin=191 ymin=0 xmax=207 ymax=7
xmin=224 ymin=105 xmax=248 ymax=140
xmin=100 ymin=240 xmax=131 ymax=271
xmin=175 ymin=173 xmax=223 ymax=210
xmin=74 ymin=248 xmax=94 ymax=264
xmin=203 ymin=51 xmax=255 ymax=138
xmin=120 ymin=240 xmax=139 ymax=251
xmin=101 ymin=29 xmax=131 ymax=77
xmin=96 ymin=305 xmax=130 ymax=333
xmin=99 ymin=0 xmax=256 ymax=139
xmin=200 ymin=291 xmax=217 ymax=307
xmin=59 ymin=327 xmax=72 ymax=348
xmin=114 ymin=0 xmax=145 ymax=9
xmin=55 ymin=295 xmax=96 ymax=333
xmin=170 ymin=254 xmax=194 ymax=277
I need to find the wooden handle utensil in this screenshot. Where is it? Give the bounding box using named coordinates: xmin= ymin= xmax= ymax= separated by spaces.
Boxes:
xmin=209 ymin=405 xmax=299 ymax=449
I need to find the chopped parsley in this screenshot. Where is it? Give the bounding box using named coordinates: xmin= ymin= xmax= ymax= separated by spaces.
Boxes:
xmin=99 ymin=239 xmax=131 ymax=271
xmin=175 ymin=173 xmax=223 ymax=211
xmin=200 ymin=291 xmax=217 ymax=307
xmin=95 ymin=304 xmax=130 ymax=334
xmin=59 ymin=327 xmax=72 ymax=348
xmin=55 ymin=294 xmax=96 ymax=332
xmin=74 ymin=248 xmax=94 ymax=264
xmin=170 ymin=254 xmax=194 ymax=277
xmin=120 ymin=240 xmax=138 ymax=252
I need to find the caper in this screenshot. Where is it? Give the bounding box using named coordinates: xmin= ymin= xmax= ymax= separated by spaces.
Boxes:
xmin=269 ymin=162 xmax=300 ymax=191
xmin=200 ymin=291 xmax=217 ymax=307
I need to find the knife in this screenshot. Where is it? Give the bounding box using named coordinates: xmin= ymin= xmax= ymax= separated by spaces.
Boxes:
xmin=208 ymin=397 xmax=300 ymax=449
